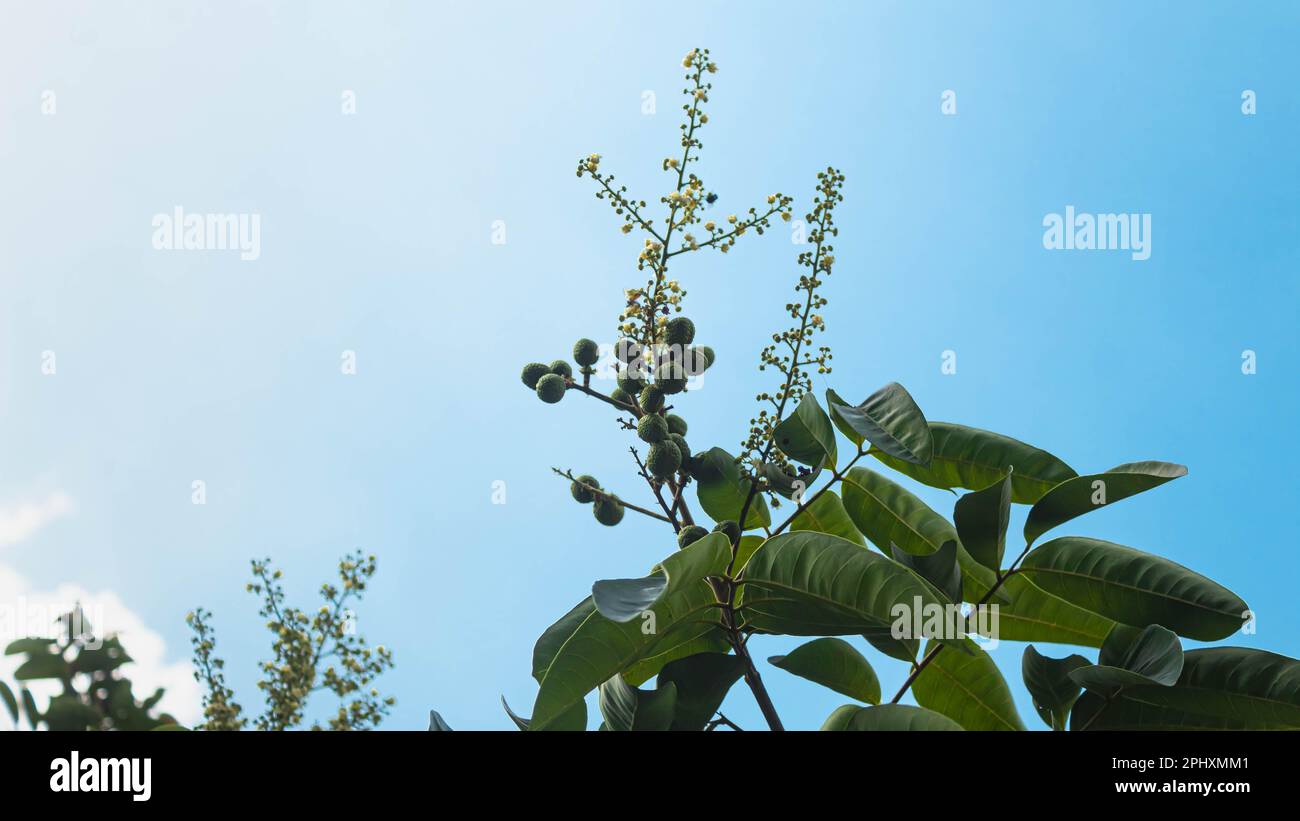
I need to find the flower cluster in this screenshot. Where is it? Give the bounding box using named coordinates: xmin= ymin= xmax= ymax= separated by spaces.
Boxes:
xmin=187 ymin=551 xmax=395 ymax=731
xmin=744 ymin=167 xmax=845 ymax=487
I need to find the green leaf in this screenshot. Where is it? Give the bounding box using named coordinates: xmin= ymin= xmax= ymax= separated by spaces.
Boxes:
xmin=693 ymin=447 xmax=770 ymax=530
xmin=1023 ymin=461 xmax=1187 ymax=545
xmin=841 ymin=467 xmax=955 ymax=556
xmin=1022 ymin=645 xmax=1089 ymax=730
xmin=656 ymin=652 xmax=746 ymax=731
xmin=863 ymin=632 xmax=919 ymax=664
xmin=821 ymin=703 xmax=963 ymax=731
xmin=731 ymin=535 xmax=765 ymax=575
xmin=71 ymin=637 xmax=132 ymax=675
xmin=736 ymin=530 xmax=948 ymax=638
xmin=826 ymin=383 xmax=932 ymax=465
xmin=20 ymin=689 xmax=39 ymax=729
xmin=891 ymin=539 xmax=962 ymax=604
xmin=623 ymin=629 xmax=730 ymax=686
xmin=42 ymin=695 xmax=101 ymax=731
xmin=871 ymin=422 xmax=1076 ymax=504
xmin=979 ymin=573 xmax=1116 ymax=647
xmin=499 ymin=696 xmax=586 ymax=731
xmin=769 ymin=637 xmax=881 ymax=704
xmin=1019 ymin=537 xmax=1249 ymax=641
xmin=914 ymin=638 xmax=1026 ymax=731
xmin=1071 ymin=625 xmax=1184 ymax=695
xmin=592 ymin=575 xmax=668 ymax=622
xmin=598 ymin=675 xmax=677 ymax=731
xmin=1071 ymin=648 xmax=1300 ymax=730
xmin=532 ymin=597 xmax=596 ymax=683
xmin=530 ymin=534 xmax=730 ymax=730
xmin=427 ymin=709 xmax=453 ymax=731
xmin=14 ymin=652 xmax=69 ymax=681
xmin=773 ymin=394 xmax=837 ymax=468
xmin=5 ymin=637 xmax=57 ymax=656
xmin=0 ymin=680 xmax=17 ymax=724
xmin=501 ymin=696 xmax=530 ymax=730
xmin=788 ymin=490 xmax=864 ymax=545
xmin=953 ymin=470 xmax=1013 ymax=572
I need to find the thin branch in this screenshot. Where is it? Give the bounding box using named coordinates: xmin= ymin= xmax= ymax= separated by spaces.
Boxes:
xmin=551 ymin=468 xmax=673 ymax=524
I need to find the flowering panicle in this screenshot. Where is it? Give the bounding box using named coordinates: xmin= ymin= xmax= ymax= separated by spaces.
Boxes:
xmin=744 ymin=167 xmax=845 ymax=486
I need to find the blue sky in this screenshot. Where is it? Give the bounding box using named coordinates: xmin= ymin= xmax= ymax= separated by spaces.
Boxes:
xmin=0 ymin=1 xmax=1296 ymax=730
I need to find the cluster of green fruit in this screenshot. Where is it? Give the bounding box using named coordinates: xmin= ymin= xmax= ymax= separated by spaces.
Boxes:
xmin=568 ymin=474 xmax=625 ymax=527
xmin=519 ymin=318 xmax=723 ymax=529
xmin=519 ymin=338 xmax=601 ymax=404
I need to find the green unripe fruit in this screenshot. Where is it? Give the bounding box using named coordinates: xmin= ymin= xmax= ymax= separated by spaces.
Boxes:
xmin=665 ymin=414 xmax=688 ymax=436
xmin=615 ymin=338 xmax=641 ymax=363
xmin=522 ymin=362 xmax=550 ymax=389
xmin=669 ymin=433 xmax=691 ymax=463
xmin=570 ymin=474 xmax=599 ymax=504
xmin=713 ymin=520 xmax=741 ymax=543
xmin=637 ymin=413 xmax=669 ymax=444
xmin=639 ymin=385 xmax=665 ymax=413
xmin=655 ymin=362 xmax=687 ymax=394
xmin=536 ymin=373 xmax=567 ymax=404
xmin=611 ymin=387 xmax=631 ymax=405
xmin=665 ymin=316 xmax=696 ymax=345
xmin=677 ymin=525 xmax=709 ymax=549
xmin=646 ymin=440 xmax=682 ymax=479
xmin=593 ymin=495 xmax=625 ymax=526
xmin=549 ymin=360 xmax=573 ymax=379
xmin=698 ymin=346 xmax=716 ymax=369
xmin=617 ymin=367 xmax=646 ymax=394
xmin=572 ymin=338 xmax=599 ymax=367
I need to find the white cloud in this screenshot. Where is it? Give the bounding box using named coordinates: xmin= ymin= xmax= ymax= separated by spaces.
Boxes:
xmin=0 ymin=490 xmax=200 ymax=729
xmin=0 ymin=491 xmax=75 ymax=549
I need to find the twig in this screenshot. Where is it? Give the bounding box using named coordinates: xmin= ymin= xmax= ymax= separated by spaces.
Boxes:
xmin=551 ymin=468 xmax=673 ymax=524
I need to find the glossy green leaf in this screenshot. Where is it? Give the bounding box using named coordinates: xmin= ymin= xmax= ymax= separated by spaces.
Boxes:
xmin=773 ymin=394 xmax=837 ymax=468
xmin=598 ymin=675 xmax=677 ymax=731
xmin=656 ymin=652 xmax=747 ymax=730
xmin=825 ymin=383 xmax=932 ymax=465
xmin=1071 ymin=648 xmax=1300 ymax=730
xmin=863 ymin=631 xmax=919 ymax=663
xmin=530 ymin=534 xmax=730 ymax=730
xmin=501 ymin=696 xmax=530 ymax=730
xmin=1022 ymin=646 xmax=1089 ymax=730
xmin=954 ymin=470 xmax=1013 ymax=572
xmin=693 ymin=447 xmax=770 ymax=530
xmin=891 ymin=539 xmax=962 ymax=604
xmin=499 ymin=696 xmax=585 ymax=731
xmin=736 ymin=530 xmax=948 ymax=638
xmin=978 ymin=573 xmax=1116 ymax=647
xmin=821 ymin=703 xmax=963 ymax=731
xmin=1071 ymin=625 xmax=1184 ymax=696
xmin=427 ymin=709 xmax=453 ymax=731
xmin=841 ymin=467 xmax=955 ymax=556
xmin=871 ymin=422 xmax=1076 ymax=504
xmin=623 ymin=629 xmax=730 ymax=686
xmin=769 ymin=637 xmax=880 ymax=704
xmin=1020 ymin=537 xmax=1249 ymax=641
xmin=789 ymin=490 xmax=864 ymax=545
xmin=592 ymin=574 xmax=668 ymax=622
xmin=914 ymin=638 xmax=1025 ymax=730
xmin=1023 ymin=461 xmax=1187 ymax=545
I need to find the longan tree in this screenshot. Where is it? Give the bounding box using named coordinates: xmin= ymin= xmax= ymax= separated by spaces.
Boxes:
xmin=505 ymin=49 xmax=1300 ymax=732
